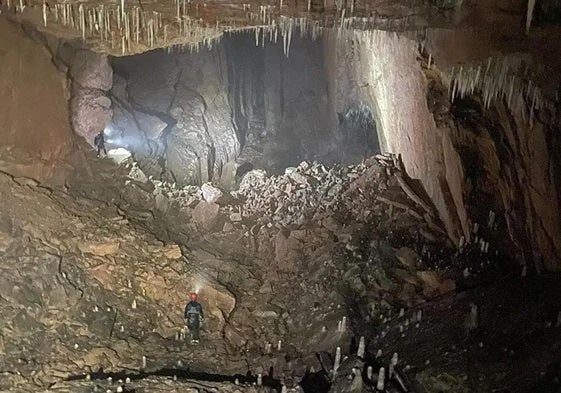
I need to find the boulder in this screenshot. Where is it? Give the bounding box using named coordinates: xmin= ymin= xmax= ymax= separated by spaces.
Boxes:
xmin=395 ymin=247 xmax=420 ymax=269
xmin=68 ymin=50 xmax=113 ymax=91
xmin=224 ymin=324 xmax=247 ymax=348
xmin=191 ymin=201 xmax=221 ymax=230
xmin=201 ymin=183 xmax=223 ymax=203
xmin=70 ymin=89 xmax=112 ymax=144
xmin=155 ymin=193 xmax=170 ymax=213
xmin=417 ymin=271 xmax=456 ymax=297
xmin=229 ymin=212 xmax=242 ymax=222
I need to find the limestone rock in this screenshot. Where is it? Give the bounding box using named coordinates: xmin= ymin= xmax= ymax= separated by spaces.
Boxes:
xmin=71 ymin=89 xmax=112 ymax=144
xmin=417 ymin=271 xmax=456 ymax=297
xmin=163 ymin=244 xmax=182 ymax=260
xmin=68 ymin=51 xmax=113 ymax=91
xmin=201 ymin=183 xmax=223 ymax=203
xmin=78 ymin=240 xmax=120 ymax=256
xmin=191 ymin=201 xmax=221 ymax=230
xmin=224 ymin=324 xmax=247 ymax=348
xmin=395 ymin=247 xmax=420 ymax=269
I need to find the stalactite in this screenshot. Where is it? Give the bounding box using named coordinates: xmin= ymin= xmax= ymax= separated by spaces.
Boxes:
xmin=526 ymin=0 xmax=536 ymax=35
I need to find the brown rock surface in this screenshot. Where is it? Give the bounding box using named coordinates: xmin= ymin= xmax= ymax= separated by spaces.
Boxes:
xmin=0 ymin=18 xmax=73 ymax=181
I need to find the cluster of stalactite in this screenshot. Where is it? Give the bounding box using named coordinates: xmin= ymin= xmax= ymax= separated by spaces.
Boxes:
xmin=441 ymin=57 xmax=547 ymax=125
xmin=3 ymin=0 xmax=434 ymax=56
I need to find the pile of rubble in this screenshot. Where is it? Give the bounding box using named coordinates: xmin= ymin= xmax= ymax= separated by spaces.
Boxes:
xmin=125 ymin=153 xmax=438 ymax=235
xmin=231 ymin=161 xmax=377 ymax=226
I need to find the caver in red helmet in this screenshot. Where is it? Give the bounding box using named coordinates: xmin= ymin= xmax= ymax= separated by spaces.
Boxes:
xmin=190 ymin=292 xmax=198 ymax=301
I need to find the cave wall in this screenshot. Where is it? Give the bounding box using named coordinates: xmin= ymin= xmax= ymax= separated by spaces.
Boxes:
xmin=111 ymin=45 xmax=239 ymax=184
xmin=325 ymin=30 xmax=468 ymax=244
xmin=0 ymin=19 xmax=74 ymax=181
xmin=326 ymin=28 xmax=561 ymax=271
xmin=226 ymin=33 xmax=339 ymax=170
xmin=447 ymin=97 xmax=561 ymax=272
xmin=109 ymin=33 xmax=377 ymax=186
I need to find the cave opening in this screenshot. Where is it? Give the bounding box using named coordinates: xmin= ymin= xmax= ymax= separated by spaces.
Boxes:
xmin=107 ymin=30 xmax=380 ymax=187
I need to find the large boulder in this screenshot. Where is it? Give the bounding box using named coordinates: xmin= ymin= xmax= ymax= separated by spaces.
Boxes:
xmin=70 ymin=89 xmax=112 ymax=144
xmin=191 ymin=201 xmax=222 ymax=230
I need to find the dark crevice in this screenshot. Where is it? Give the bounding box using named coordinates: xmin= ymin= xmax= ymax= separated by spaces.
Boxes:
xmin=65 ymin=368 xmax=283 ymax=391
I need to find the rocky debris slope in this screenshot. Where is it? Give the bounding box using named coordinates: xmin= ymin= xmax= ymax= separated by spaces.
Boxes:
xmin=1 ymin=145 xmax=505 ymax=392
xmin=0 ymin=171 xmax=246 ymax=391
xmin=66 ymin=151 xmax=500 ymax=390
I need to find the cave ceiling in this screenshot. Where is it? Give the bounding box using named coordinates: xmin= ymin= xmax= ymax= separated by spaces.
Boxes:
xmin=0 ymin=0 xmax=541 ymax=57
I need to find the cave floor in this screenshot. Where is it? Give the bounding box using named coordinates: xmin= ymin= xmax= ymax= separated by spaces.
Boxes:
xmin=2 ymin=148 xmax=561 ymax=393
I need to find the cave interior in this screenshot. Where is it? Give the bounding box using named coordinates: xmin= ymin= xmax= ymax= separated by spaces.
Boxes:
xmin=1 ymin=0 xmax=561 ymax=392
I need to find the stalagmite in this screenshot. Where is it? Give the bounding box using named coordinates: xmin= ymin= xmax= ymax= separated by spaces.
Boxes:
xmin=277 ymin=340 xmax=282 ymax=351
xmin=377 ymin=367 xmax=385 ymax=390
xmin=466 ymin=303 xmax=478 ymax=332
xmin=131 ymin=299 xmax=137 ymax=309
xmin=376 ymin=349 xmax=382 ymax=358
xmin=333 ymin=346 xmax=341 ymax=376
xmin=257 ymin=374 xmax=262 ymax=386
xmin=357 ymin=336 xmax=365 ymax=358
xmin=42 ymin=1 xmax=47 ymax=27
xmin=142 ymin=355 xmax=147 ymax=368
xmin=488 ymin=211 xmax=496 ymax=228
xmin=367 ymin=366 xmax=373 ymax=381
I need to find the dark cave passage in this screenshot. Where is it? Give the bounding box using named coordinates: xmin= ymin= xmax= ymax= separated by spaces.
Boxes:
xmin=107 ymin=31 xmax=381 ymax=186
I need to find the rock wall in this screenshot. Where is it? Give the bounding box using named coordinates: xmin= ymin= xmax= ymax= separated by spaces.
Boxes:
xmin=0 ymin=19 xmax=73 ymax=181
xmin=109 ymin=33 xmax=380 ymax=186
xmin=326 ymin=28 xmax=561 ymax=271
xmin=325 ymin=30 xmax=468 ymax=245
xmin=446 ymin=97 xmax=561 ymax=272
